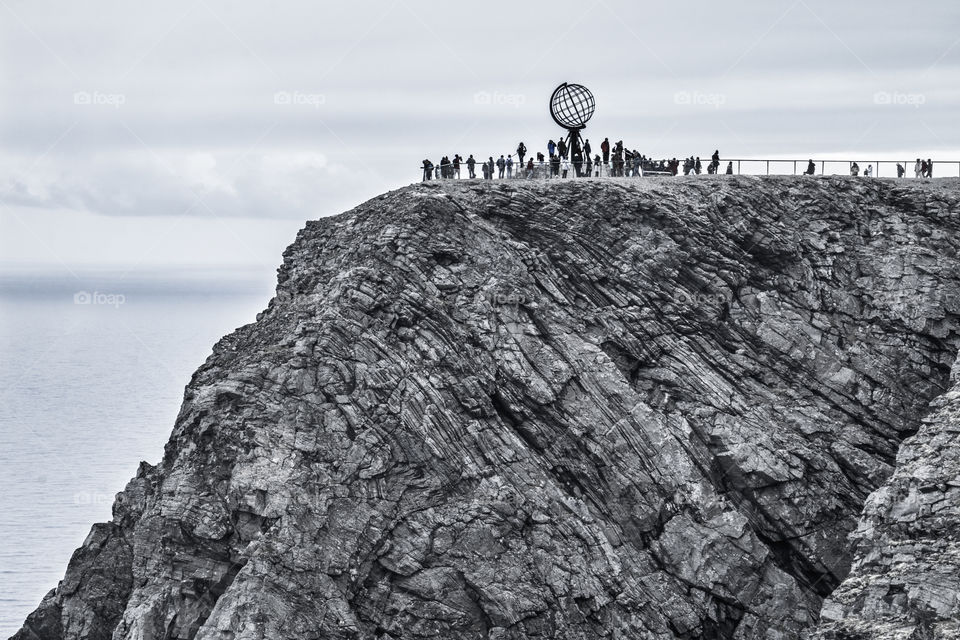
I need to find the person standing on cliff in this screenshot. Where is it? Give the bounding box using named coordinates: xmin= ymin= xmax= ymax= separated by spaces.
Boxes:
xmin=557 ymin=138 xmax=567 ymax=160
xmin=516 ymin=142 xmax=526 ymax=167
xmin=601 ymin=137 xmax=610 ymax=165
xmin=897 ymin=163 xmax=906 ymax=178
xmin=583 ymin=139 xmax=592 ymax=161
xmin=804 ymin=159 xmax=816 ymax=175
xmin=466 ymin=154 xmax=476 ymax=179
xmin=422 ymin=159 xmax=433 ymax=181
xmin=927 ymin=159 xmax=934 ymax=178
xmin=506 ymin=155 xmax=513 ymax=179
xmin=547 ymin=139 xmax=556 ymax=157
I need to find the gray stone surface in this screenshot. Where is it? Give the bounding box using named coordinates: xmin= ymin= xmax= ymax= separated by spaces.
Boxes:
xmin=811 ymin=362 xmax=960 ymax=640
xmin=13 ymin=176 xmax=960 ymax=639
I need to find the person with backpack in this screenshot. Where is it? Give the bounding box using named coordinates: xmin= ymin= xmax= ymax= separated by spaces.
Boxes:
xmin=496 ymin=155 xmax=506 ymax=179
xmin=516 ymin=142 xmax=526 ymax=167
xmin=506 ymin=155 xmax=513 ymax=178
xmin=422 ymin=159 xmax=433 ymax=181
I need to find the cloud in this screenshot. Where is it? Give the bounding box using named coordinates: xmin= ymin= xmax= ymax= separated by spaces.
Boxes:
xmin=0 ymin=148 xmax=374 ymax=219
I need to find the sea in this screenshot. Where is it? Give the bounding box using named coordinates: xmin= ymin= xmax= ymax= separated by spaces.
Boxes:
xmin=0 ymin=267 xmax=276 ymax=637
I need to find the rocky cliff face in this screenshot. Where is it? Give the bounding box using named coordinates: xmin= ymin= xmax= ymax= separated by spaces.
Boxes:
xmin=812 ymin=366 xmax=960 ymax=639
xmin=13 ymin=176 xmax=960 ymax=640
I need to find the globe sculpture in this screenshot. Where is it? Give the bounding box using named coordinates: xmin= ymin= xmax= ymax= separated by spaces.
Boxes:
xmin=549 ymin=83 xmax=594 ymax=175
xmin=549 ymin=83 xmax=595 ymax=130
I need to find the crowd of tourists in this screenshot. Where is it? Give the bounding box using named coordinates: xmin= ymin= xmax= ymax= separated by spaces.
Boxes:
xmin=421 ymin=139 xmax=710 ymax=181
xmin=421 ymin=143 xmax=939 ymax=181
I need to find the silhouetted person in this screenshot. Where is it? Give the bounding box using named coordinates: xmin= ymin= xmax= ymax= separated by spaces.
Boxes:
xmin=897 ymin=163 xmax=905 ymax=178
xmin=804 ymin=159 xmax=816 ymax=175
xmin=557 ymin=138 xmax=567 ymax=160
xmin=422 ymin=159 xmax=433 ymax=181
xmin=594 ymin=154 xmax=601 ymax=176
xmin=725 ymin=161 xmax=733 ymax=175
xmin=467 ymin=154 xmax=476 ymax=179
xmin=585 ymin=153 xmax=592 ymax=177
xmin=547 ymin=139 xmax=556 ymax=157
xmin=850 ymin=162 xmax=860 ymax=176
xmin=583 ymin=139 xmax=592 ymax=159
xmin=516 ymin=142 xmax=526 ymax=166
xmin=601 ymin=137 xmax=610 ymax=164
xmin=526 ymin=157 xmax=534 ymax=178
xmin=695 ymin=157 xmax=702 ymax=175
xmin=453 ymin=154 xmax=461 ymax=178
xmin=496 ymin=155 xmax=505 ymax=179
xmin=537 ymin=151 xmax=545 ymax=164
xmin=927 ymin=159 xmax=933 ymax=177
xmin=506 ymin=155 xmax=513 ymax=178
xmin=550 ymin=154 xmax=560 ymax=177
xmin=488 ymin=157 xmax=495 ymax=180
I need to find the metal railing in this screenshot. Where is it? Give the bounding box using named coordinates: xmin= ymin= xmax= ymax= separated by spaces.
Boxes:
xmin=420 ymin=157 xmax=960 ymax=180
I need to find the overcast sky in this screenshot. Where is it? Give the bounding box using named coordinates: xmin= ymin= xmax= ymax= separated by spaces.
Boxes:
xmin=1 ymin=0 xmax=958 ymax=272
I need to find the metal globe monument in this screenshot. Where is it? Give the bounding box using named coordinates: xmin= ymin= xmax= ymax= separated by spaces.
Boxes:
xmin=549 ymin=82 xmax=594 ymax=170
xmin=549 ymin=82 xmax=595 ymax=130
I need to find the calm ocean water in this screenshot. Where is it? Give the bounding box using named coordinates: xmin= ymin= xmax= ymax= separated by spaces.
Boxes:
xmin=0 ymin=271 xmax=274 ymax=637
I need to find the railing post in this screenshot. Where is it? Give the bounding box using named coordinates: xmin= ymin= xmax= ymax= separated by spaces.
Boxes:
xmin=737 ymin=160 xmax=741 ymax=175
xmin=793 ymin=160 xmax=797 ymax=175
xmin=766 ymin=160 xmax=770 ymax=175
xmin=821 ymin=161 xmax=824 ymax=175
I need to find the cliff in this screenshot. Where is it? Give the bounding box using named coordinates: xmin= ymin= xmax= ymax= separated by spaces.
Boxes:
xmin=13 ymin=176 xmax=960 ymax=640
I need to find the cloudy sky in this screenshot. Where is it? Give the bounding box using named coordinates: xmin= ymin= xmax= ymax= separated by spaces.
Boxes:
xmin=1 ymin=0 xmax=958 ymax=273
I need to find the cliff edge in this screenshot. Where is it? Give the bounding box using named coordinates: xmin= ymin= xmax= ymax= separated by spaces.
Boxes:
xmin=14 ymin=176 xmax=960 ymax=640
